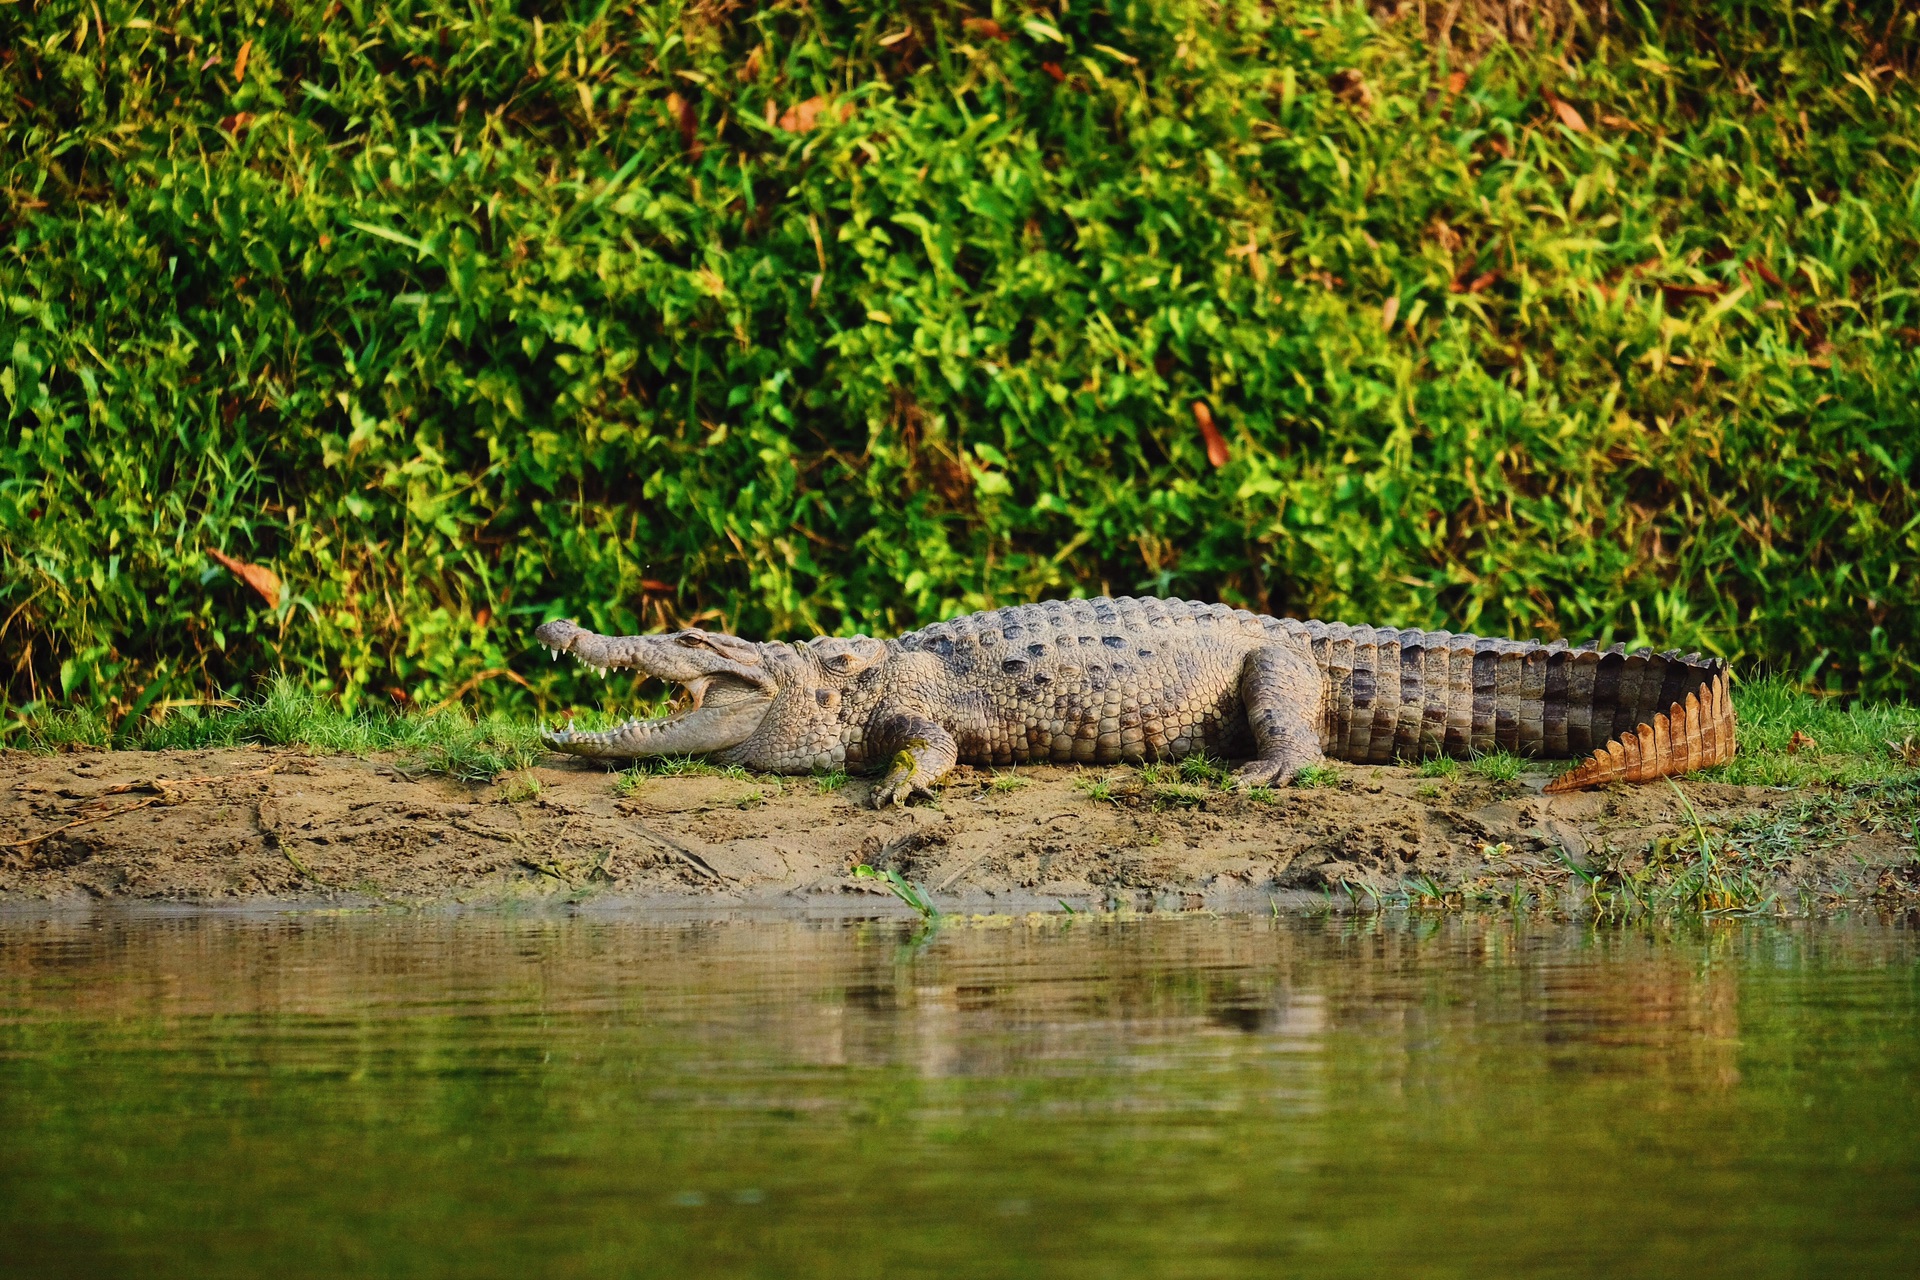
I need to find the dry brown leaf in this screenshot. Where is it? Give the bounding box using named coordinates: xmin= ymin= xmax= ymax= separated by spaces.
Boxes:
xmin=777 ymin=96 xmax=852 ymax=133
xmin=1747 ymin=256 xmax=1786 ymax=289
xmin=1466 ymin=270 xmax=1499 ymax=294
xmin=1192 ymin=401 xmax=1229 ymax=468
xmin=667 ymin=91 xmax=701 ymax=158
xmin=1381 ymin=295 xmax=1400 ymax=332
xmin=207 ymin=548 xmax=282 ymax=608
xmin=1552 ymin=99 xmax=1587 ymax=132
xmin=233 ymin=39 xmax=252 ymax=83
xmin=1446 ymin=71 xmax=1467 ymax=95
xmin=962 ymin=17 xmax=1008 ymax=40
xmin=1787 ymin=730 xmax=1817 ymax=755
xmin=1329 ymin=69 xmax=1371 ymax=105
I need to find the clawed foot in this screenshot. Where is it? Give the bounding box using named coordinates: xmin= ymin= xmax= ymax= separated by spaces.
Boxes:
xmin=1232 ymin=758 xmax=1314 ymax=790
xmin=870 ymin=753 xmax=938 ymax=808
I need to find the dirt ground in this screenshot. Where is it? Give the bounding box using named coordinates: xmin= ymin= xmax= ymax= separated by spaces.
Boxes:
xmin=3 ymin=747 xmax=1916 ymax=912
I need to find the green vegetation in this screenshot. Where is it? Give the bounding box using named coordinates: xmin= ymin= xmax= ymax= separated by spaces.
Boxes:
xmin=1558 ymin=781 xmax=1772 ymax=914
xmin=11 ymin=675 xmax=547 ymax=779
xmin=4 ymin=0 xmax=1919 ymax=726
xmin=495 ymin=770 xmax=541 ymax=803
xmin=1072 ymin=772 xmax=1115 ymax=803
xmin=1292 ymin=763 xmax=1341 ymax=788
xmin=1175 ymin=755 xmax=1235 ymax=787
xmin=1707 ymin=675 xmax=1920 ymax=788
xmin=852 ymin=863 xmax=940 ymax=919
xmin=1469 ymin=750 xmax=1523 ymax=782
xmin=1417 ymin=755 xmax=1461 ymax=779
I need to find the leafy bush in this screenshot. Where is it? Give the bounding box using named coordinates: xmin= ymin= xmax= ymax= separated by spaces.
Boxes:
xmin=4 ymin=0 xmax=1918 ymax=723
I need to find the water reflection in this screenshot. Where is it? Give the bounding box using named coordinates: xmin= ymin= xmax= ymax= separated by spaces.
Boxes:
xmin=0 ymin=911 xmax=1914 ymax=1277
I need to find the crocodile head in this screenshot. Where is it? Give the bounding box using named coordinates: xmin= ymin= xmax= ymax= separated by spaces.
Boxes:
xmin=533 ymin=619 xmax=781 ymax=758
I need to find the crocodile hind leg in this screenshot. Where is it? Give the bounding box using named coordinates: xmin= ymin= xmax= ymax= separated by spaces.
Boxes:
xmin=1232 ymin=644 xmax=1330 ymax=789
xmin=867 ymin=709 xmax=960 ymax=808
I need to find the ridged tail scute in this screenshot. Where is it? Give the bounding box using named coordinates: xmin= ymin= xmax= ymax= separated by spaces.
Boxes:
xmin=1287 ymin=622 xmax=1736 ymax=785
xmin=1543 ymin=670 xmax=1736 ymax=793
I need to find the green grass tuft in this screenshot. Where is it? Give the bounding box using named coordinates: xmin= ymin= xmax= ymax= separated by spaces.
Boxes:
xmin=1073 ymin=773 xmax=1116 ymax=803
xmin=12 ymin=676 xmax=542 ymax=781
xmin=1293 ymin=764 xmax=1341 ymax=789
xmin=1416 ymin=756 xmax=1460 ymax=779
xmin=1714 ymin=677 xmax=1920 ymax=788
xmin=1176 ymin=755 xmax=1234 ymax=787
xmin=1470 ymin=751 xmax=1524 ymax=782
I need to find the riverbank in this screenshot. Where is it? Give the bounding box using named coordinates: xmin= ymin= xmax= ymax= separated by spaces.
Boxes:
xmin=4 ymin=744 xmax=1915 ymax=914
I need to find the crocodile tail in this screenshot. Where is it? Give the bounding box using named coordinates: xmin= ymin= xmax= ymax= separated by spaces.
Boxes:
xmin=1542 ymin=669 xmax=1736 ymax=793
xmin=1279 ymin=622 xmax=1735 ymax=786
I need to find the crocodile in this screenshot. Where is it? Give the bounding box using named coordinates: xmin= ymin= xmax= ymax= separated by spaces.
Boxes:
xmin=534 ymin=596 xmax=1735 ymax=805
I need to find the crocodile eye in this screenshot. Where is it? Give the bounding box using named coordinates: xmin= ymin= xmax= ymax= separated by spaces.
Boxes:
xmin=675 ymin=631 xmax=706 ymax=647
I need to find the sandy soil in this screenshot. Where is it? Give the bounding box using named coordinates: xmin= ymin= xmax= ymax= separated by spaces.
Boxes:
xmin=2 ymin=747 xmax=1916 ymax=912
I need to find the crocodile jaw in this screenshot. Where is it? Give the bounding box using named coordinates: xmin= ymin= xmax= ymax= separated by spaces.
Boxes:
xmin=533 ymin=619 xmax=778 ymax=759
xmin=542 ymin=687 xmax=773 ymax=759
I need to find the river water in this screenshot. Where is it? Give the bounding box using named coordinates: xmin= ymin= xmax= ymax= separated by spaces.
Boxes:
xmin=1 ymin=910 xmax=1915 ymax=1277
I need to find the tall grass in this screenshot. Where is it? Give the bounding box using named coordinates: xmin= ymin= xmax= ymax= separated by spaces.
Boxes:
xmin=13 ymin=677 xmax=549 ymax=780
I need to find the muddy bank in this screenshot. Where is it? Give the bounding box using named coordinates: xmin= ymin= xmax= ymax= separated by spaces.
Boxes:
xmin=2 ymin=748 xmax=1916 ymax=912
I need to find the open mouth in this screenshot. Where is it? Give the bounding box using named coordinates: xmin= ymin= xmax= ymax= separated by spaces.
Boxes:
xmin=541 ymin=663 xmax=772 ymax=757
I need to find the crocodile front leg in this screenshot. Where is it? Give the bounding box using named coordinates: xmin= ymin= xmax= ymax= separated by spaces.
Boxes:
xmin=866 ymin=709 xmax=959 ymax=808
xmin=1232 ymin=644 xmax=1330 ymax=788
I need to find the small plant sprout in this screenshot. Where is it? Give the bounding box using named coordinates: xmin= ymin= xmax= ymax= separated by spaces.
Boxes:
xmin=853 ymin=864 xmax=939 ymax=920
xmin=1073 ymin=773 xmax=1115 ymax=803
xmin=1417 ymin=756 xmax=1459 ymax=779
xmin=497 ymin=771 xmax=541 ymax=803
xmin=1292 ymin=764 xmax=1341 ymax=789
xmin=1177 ymin=755 xmax=1234 ymax=787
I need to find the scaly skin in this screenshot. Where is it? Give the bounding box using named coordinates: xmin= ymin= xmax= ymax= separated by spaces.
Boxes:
xmin=535 ymin=597 xmax=1733 ymax=806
